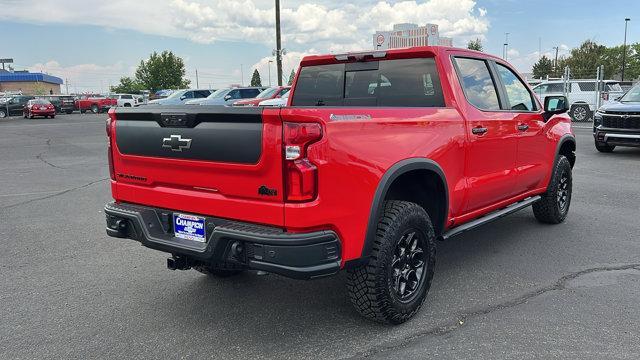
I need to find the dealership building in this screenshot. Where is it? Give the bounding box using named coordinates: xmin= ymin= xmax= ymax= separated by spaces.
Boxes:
xmin=0 ymin=70 xmax=63 ymax=95
xmin=372 ymin=23 xmax=453 ymax=50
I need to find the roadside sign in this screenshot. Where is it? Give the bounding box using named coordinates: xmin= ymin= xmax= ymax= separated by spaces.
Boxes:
xmin=376 ymin=34 xmax=385 ymax=45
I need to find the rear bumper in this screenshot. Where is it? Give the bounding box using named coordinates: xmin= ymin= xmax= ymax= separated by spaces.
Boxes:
xmin=594 ymin=127 xmax=640 ymax=147
xmin=104 ymin=201 xmax=341 ymax=280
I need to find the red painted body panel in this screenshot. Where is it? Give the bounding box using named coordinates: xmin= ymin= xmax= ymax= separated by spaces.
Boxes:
xmin=75 ymin=97 xmax=116 ymax=111
xmin=107 ymin=46 xmax=573 ymax=265
xmin=111 ymin=107 xmax=285 ymax=226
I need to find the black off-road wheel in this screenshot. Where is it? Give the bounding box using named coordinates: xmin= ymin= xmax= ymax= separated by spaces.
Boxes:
xmin=533 ymin=155 xmax=572 ymax=224
xmin=194 ymin=262 xmax=245 ymax=278
xmin=91 ymin=104 xmax=100 ymax=114
xmin=595 ymin=141 xmax=615 ymax=153
xmin=346 ymin=200 xmax=436 ymax=324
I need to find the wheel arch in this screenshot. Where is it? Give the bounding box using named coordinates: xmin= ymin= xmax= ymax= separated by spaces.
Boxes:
xmin=360 ymin=158 xmax=449 ymax=259
xmin=556 ymin=134 xmax=576 ymax=168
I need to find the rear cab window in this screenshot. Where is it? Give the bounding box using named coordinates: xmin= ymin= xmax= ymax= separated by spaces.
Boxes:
xmin=291 ymin=58 xmax=445 ymax=107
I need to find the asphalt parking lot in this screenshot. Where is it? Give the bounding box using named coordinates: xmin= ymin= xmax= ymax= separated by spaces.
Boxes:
xmin=0 ymin=113 xmax=639 ymax=359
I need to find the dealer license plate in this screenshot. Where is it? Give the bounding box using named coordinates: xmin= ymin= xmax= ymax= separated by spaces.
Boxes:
xmin=173 ymin=213 xmax=206 ymax=242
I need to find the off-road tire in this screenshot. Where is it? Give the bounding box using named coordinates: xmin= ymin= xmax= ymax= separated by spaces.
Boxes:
xmin=91 ymin=104 xmax=100 ymax=114
xmin=533 ymin=155 xmax=572 ymax=224
xmin=0 ymin=109 xmax=6 ymax=118
xmin=194 ymin=262 xmax=245 ymax=278
xmin=595 ymin=141 xmax=615 ymax=153
xmin=346 ymin=200 xmax=436 ymax=324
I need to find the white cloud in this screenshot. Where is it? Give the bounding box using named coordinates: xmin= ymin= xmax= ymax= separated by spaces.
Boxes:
xmin=1 ymin=0 xmax=490 ymax=51
xmin=27 ymin=60 xmax=133 ymax=94
xmin=2 ymin=0 xmax=491 ymax=90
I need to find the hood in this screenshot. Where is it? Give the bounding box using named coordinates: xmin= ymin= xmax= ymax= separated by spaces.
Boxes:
xmin=599 ymin=101 xmax=640 ymax=113
xmin=233 ymin=98 xmax=261 ymax=106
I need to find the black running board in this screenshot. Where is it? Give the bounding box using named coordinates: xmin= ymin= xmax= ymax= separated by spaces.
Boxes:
xmin=441 ymin=196 xmax=542 ymax=241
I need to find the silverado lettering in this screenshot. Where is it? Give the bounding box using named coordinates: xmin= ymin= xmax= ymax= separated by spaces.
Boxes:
xmin=104 ymin=46 xmax=575 ymax=324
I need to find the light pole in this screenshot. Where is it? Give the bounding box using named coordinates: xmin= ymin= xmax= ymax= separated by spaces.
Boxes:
xmin=622 ymin=18 xmax=631 ymax=81
xmin=268 ymin=60 xmax=273 ymax=86
xmin=275 ymin=0 xmax=283 ymax=86
xmin=503 ymin=32 xmax=509 ymax=59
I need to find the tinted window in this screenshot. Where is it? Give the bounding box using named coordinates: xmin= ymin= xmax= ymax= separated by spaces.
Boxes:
xmin=454 ymin=58 xmax=501 ymax=110
xmin=121 ymin=95 xmax=133 ymax=99
xmin=194 ymin=90 xmax=210 ymax=98
xmin=292 ymin=64 xmax=344 ymax=106
xmin=240 ymin=89 xmax=261 ymax=98
xmin=496 ymin=64 xmax=535 ymax=111
xmin=292 ymin=58 xmax=444 ymax=107
xmin=182 ymin=91 xmax=194 ymax=99
xmin=227 ymin=89 xmax=241 ymax=100
xmin=577 ymin=82 xmax=596 ymax=92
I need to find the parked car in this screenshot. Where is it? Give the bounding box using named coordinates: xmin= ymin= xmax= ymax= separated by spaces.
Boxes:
xmin=147 ymin=89 xmax=212 ymax=105
xmin=23 ymin=99 xmax=56 ymax=118
xmin=37 ymin=95 xmax=75 ymax=114
xmin=532 ymin=79 xmax=624 ymax=121
xmin=0 ymin=95 xmax=34 ymax=118
xmin=75 ymin=96 xmax=117 ymax=114
xmin=232 ymin=86 xmax=290 ymax=107
xmin=187 ymin=87 xmax=265 ymax=106
xmin=258 ymin=91 xmax=289 ymax=107
xmin=593 ymin=82 xmax=640 ymax=152
xmin=104 ymin=46 xmax=575 ymax=324
xmin=110 ymin=94 xmax=138 ymax=107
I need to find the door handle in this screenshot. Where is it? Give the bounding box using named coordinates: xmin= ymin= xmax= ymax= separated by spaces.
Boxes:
xmin=517 ymin=124 xmax=529 ymax=131
xmin=472 ymin=126 xmax=488 ymax=135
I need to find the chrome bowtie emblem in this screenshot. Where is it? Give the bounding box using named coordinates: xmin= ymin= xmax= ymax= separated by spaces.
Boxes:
xmin=162 ymin=134 xmax=192 ymax=152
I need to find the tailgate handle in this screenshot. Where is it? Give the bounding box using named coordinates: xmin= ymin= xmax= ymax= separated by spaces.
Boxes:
xmin=472 ymin=126 xmax=488 ymax=135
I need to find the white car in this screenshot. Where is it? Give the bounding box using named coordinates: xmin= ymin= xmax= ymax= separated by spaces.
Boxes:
xmin=532 ymin=80 xmax=624 ymax=121
xmin=258 ymin=91 xmax=289 ymax=107
xmin=149 ymin=89 xmax=213 ymax=105
xmin=112 ymin=94 xmax=138 ymax=107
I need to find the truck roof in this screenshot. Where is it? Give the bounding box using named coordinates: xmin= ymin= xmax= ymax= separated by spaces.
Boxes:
xmin=299 ymin=46 xmax=503 ymax=67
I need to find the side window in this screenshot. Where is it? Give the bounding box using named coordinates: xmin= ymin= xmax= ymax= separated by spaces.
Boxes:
xmin=183 ymin=91 xmax=194 ymax=99
xmin=454 ymin=57 xmax=501 ymax=110
xmin=227 ymin=90 xmax=240 ymax=100
xmin=240 ymin=89 xmax=260 ymax=98
xmin=495 ymin=63 xmax=535 ymax=111
xmin=577 ymin=82 xmax=596 ymax=92
xmin=194 ymin=91 xmax=209 ymax=98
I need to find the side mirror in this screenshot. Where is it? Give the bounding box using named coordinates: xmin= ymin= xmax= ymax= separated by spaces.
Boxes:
xmin=179 ymin=95 xmax=186 ymax=100
xmin=543 ymin=95 xmax=569 ymax=121
xmin=224 ymin=95 xmax=232 ymax=101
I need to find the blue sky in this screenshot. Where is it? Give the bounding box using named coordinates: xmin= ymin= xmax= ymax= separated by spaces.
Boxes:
xmin=0 ymin=0 xmax=637 ymax=93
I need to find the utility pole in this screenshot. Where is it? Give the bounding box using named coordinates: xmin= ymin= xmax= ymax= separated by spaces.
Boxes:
xmin=275 ymin=0 xmax=283 ymax=86
xmin=195 ymin=69 xmax=199 ymax=88
xmin=553 ymin=46 xmax=559 ymax=72
xmin=503 ymin=32 xmax=509 ymax=60
xmin=268 ymin=60 xmax=273 ymax=86
xmin=622 ymin=18 xmax=631 ymax=81
xmin=65 ymin=78 xmax=69 ymax=95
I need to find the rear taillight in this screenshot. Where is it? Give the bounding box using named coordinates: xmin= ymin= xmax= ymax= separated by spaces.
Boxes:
xmin=107 ymin=108 xmax=116 ymax=180
xmin=283 ymin=122 xmax=322 ymax=202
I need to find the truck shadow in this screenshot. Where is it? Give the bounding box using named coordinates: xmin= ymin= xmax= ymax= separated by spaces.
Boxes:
xmin=153 ymin=210 xmax=563 ymax=356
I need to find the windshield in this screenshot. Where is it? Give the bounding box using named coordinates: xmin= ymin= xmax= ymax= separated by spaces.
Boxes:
xmin=206 ymin=89 xmax=227 ymax=99
xmin=256 ymin=87 xmax=279 ymax=99
xmin=606 ymin=82 xmax=623 ymax=92
xmin=620 ymin=84 xmax=640 ymax=102
xmin=32 ymin=99 xmax=50 ymax=105
xmin=165 ymin=90 xmax=186 ymax=99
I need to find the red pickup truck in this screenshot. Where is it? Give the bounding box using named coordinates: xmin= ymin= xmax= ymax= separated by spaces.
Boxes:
xmin=104 ymin=46 xmax=575 ymax=324
xmin=76 ymin=96 xmax=116 ymax=114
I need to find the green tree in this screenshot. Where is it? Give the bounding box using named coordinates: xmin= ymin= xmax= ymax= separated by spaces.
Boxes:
xmin=532 ymin=55 xmax=554 ymax=79
xmin=134 ymin=51 xmax=190 ymax=92
xmin=250 ymin=69 xmax=262 ymax=87
xmin=602 ymin=43 xmax=640 ymax=80
xmin=563 ymin=40 xmax=607 ymax=79
xmin=110 ymin=76 xmax=144 ymax=94
xmin=287 ymin=69 xmax=296 ymax=85
xmin=467 ymin=38 xmax=483 ymax=52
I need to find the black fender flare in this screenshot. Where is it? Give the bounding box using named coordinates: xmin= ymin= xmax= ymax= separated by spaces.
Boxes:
xmin=555 ymin=134 xmax=576 ymax=167
xmin=359 ymin=158 xmax=448 ymax=259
